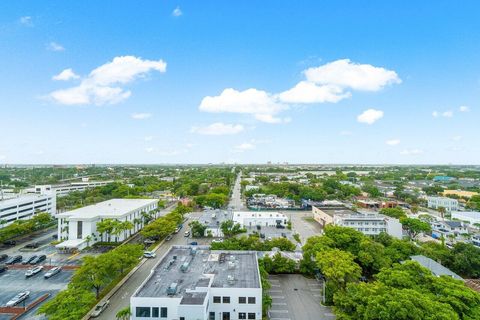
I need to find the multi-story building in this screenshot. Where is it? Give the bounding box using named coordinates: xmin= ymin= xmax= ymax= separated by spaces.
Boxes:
xmin=55 ymin=198 xmax=158 ymax=251
xmin=0 ymin=188 xmax=56 ymax=228
xmin=131 ymin=246 xmax=262 ymax=320
xmin=451 ymin=211 xmax=480 ymax=226
xmin=232 ymin=211 xmax=289 ymax=228
xmin=431 ymin=220 xmax=468 ymax=239
xmin=427 ymin=196 xmax=459 ymax=212
xmin=312 ymin=205 xmax=403 ymax=238
xmin=32 ymin=180 xmax=114 ymax=198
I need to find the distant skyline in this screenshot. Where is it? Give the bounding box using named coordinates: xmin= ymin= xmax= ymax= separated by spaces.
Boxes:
xmin=1 ymin=1 xmax=480 ymax=165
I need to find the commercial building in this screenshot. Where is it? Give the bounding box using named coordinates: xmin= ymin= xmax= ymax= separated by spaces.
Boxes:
xmin=131 ymin=246 xmax=262 ymax=320
xmin=198 ymin=210 xmax=233 ymax=238
xmin=312 ymin=205 xmax=403 ymax=238
xmin=427 ymin=196 xmax=459 ymax=212
xmin=32 ymin=180 xmax=114 ymax=198
xmin=0 ymin=188 xmax=56 ymax=228
xmin=56 ymin=198 xmax=158 ymax=251
xmin=232 ymin=211 xmax=289 ymax=228
xmin=409 ymin=255 xmax=462 ymax=280
xmin=451 ymin=211 xmax=480 ymax=225
xmin=442 ymin=190 xmax=479 ymax=199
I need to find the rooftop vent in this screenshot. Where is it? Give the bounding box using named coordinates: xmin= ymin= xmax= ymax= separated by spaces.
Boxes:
xmin=228 ymin=261 xmax=236 ymax=269
xmin=227 ymin=275 xmax=235 ymax=285
xmin=219 ymin=253 xmax=226 ymax=263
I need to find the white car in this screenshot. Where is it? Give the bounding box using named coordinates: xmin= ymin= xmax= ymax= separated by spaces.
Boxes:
xmin=90 ymin=300 xmax=109 ymax=318
xmin=212 ymin=238 xmax=224 ymax=243
xmin=25 ymin=266 xmax=43 ymax=278
xmin=44 ymin=266 xmax=62 ymax=279
xmin=6 ymin=291 xmax=30 ymax=307
xmin=143 ymin=251 xmax=156 ymax=259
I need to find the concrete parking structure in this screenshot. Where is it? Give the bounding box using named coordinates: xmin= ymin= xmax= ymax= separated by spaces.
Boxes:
xmin=268 ymin=274 xmax=335 ymax=320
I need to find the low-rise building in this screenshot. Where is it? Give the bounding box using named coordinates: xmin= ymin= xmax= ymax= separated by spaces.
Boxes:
xmin=199 ymin=210 xmax=233 ymax=237
xmin=0 ymin=188 xmax=56 ymax=228
xmin=232 ymin=211 xmax=289 ymax=228
xmin=409 ymin=255 xmax=462 ymax=280
xmin=451 ymin=211 xmax=480 ymax=226
xmin=56 ymin=198 xmax=158 ymax=251
xmin=431 ymin=220 xmax=468 ymax=239
xmin=130 ymin=246 xmax=262 ymax=320
xmin=427 ymin=196 xmax=459 ymax=212
xmin=472 ymin=234 xmax=480 ymax=247
xmin=31 ymin=180 xmax=114 ymax=198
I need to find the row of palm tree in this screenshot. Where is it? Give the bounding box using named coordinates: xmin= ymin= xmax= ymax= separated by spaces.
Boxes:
xmin=96 ymin=219 xmax=134 ymax=243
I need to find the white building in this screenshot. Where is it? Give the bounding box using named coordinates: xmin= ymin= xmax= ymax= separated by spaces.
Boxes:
xmin=451 ymin=211 xmax=480 ymax=226
xmin=131 ymin=246 xmax=262 ymax=320
xmin=0 ymin=188 xmax=56 ymax=228
xmin=56 ymin=198 xmax=158 ymax=250
xmin=427 ymin=196 xmax=459 ymax=212
xmin=431 ymin=220 xmax=468 ymax=239
xmin=333 ymin=212 xmax=403 ymax=239
xmin=232 ymin=211 xmax=289 ymax=228
xmin=33 ymin=180 xmax=114 ymax=198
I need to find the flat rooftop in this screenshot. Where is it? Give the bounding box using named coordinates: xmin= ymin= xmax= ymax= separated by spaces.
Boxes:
xmin=319 ymin=208 xmax=357 ymax=217
xmin=199 ymin=209 xmax=233 ymax=227
xmin=57 ymin=198 xmax=157 ymax=220
xmin=134 ymin=246 xmax=260 ymax=300
xmin=0 ymin=194 xmax=51 ymax=206
xmin=410 ymin=255 xmax=462 ymax=280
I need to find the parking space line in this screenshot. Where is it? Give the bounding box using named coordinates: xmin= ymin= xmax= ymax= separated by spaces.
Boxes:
xmin=67 ymin=252 xmax=80 ymax=260
xmin=270 ymin=318 xmax=291 ymax=320
xmin=272 ymin=302 xmax=287 ymax=306
xmin=270 ymin=310 xmax=289 ymax=313
xmin=269 ymin=289 xmax=282 ymax=293
xmin=271 ymin=296 xmax=285 ymax=299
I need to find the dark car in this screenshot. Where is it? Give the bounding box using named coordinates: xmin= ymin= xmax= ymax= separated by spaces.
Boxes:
xmin=5 ymin=255 xmax=22 ymax=265
xmin=2 ymin=240 xmax=16 ymax=246
xmin=30 ymin=255 xmax=46 ymax=265
xmin=189 ymin=241 xmax=198 ymax=245
xmin=25 ymin=242 xmax=40 ymax=249
xmin=0 ymin=264 xmax=7 ymax=273
xmin=22 ymin=256 xmax=37 ymax=265
xmin=275 ymin=224 xmax=286 ymax=229
xmin=165 ymin=234 xmax=173 ymax=241
xmin=0 ymin=254 xmax=8 ymax=262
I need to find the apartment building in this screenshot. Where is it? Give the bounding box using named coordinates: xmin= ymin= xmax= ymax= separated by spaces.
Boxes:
xmin=131 ymin=246 xmax=262 ymax=320
xmin=427 ymin=196 xmax=459 ymax=212
xmin=56 ymin=198 xmax=158 ymax=250
xmin=33 ymin=180 xmax=114 ymax=197
xmin=451 ymin=211 xmax=480 ymax=225
xmin=0 ymin=188 xmax=56 ymax=228
xmin=431 ymin=220 xmax=468 ymax=239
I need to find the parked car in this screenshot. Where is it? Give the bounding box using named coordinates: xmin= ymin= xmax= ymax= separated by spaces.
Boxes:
xmin=144 ymin=239 xmax=155 ymax=245
xmin=0 ymin=254 xmax=8 ymax=262
xmin=5 ymin=291 xmax=30 ymax=307
xmin=189 ymin=241 xmax=198 ymax=245
xmin=25 ymin=266 xmax=43 ymax=278
xmin=276 ymin=224 xmax=286 ymax=229
xmin=25 ymin=242 xmax=40 ymax=249
xmin=30 ymin=255 xmax=46 ymax=265
xmin=212 ymin=239 xmax=223 ymax=243
xmin=260 ymin=233 xmax=266 ymax=239
xmin=90 ymin=300 xmax=109 ymax=318
xmin=165 ymin=234 xmax=173 ymax=241
xmin=44 ymin=266 xmax=61 ymax=279
xmin=143 ymin=251 xmax=156 ymax=259
xmin=184 ymin=231 xmax=191 ymax=237
xmin=0 ymin=264 xmax=8 ymax=274
xmin=5 ymin=255 xmax=22 ymax=265
xmin=22 ymin=256 xmax=37 ymax=265
xmin=2 ymin=240 xmax=16 ymax=246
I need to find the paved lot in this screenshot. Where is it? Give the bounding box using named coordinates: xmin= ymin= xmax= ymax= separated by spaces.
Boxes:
xmin=268 ymin=274 xmax=335 ymax=320
xmin=289 ymin=211 xmax=322 ymax=244
xmin=0 ymin=268 xmax=73 ymax=319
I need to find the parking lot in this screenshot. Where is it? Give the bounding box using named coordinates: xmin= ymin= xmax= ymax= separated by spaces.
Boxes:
xmin=0 ymin=268 xmax=73 ymax=319
xmin=268 ymin=274 xmax=335 ymax=320
xmin=289 ymin=211 xmax=322 ymax=244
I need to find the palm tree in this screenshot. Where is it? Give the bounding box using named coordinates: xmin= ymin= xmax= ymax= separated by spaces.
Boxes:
xmin=116 ymin=307 xmax=131 ymax=320
xmin=85 ymin=235 xmax=93 ymax=247
xmin=438 ymin=206 xmax=446 ymax=220
xmin=133 ymin=218 xmax=142 ymax=232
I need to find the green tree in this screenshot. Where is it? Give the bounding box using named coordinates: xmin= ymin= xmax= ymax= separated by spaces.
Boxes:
xmin=96 ymin=219 xmax=117 ymax=242
xmin=220 ymin=220 xmax=246 ymax=238
xmin=37 ymin=289 xmax=96 ymax=320
xmin=116 ymin=307 xmax=131 ymax=320
xmin=71 ymin=256 xmax=110 ymax=298
xmin=400 ymin=217 xmax=431 ymax=239
xmin=379 ymin=207 xmax=406 ymax=219
xmin=189 ymin=220 xmax=207 ymax=237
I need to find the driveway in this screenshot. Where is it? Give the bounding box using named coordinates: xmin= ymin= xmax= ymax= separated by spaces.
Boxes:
xmin=268 ymin=274 xmax=335 ymax=320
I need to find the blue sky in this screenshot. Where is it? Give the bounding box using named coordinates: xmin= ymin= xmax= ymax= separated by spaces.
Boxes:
xmin=0 ymin=1 xmax=479 ymax=164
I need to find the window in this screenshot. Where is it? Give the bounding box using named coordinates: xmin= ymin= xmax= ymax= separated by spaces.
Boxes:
xmin=180 ymin=318 xmax=185 ymax=320
xmin=223 ymin=296 xmax=230 ymax=303
xmin=248 ymin=297 xmax=256 ymax=304
xmin=239 ymin=313 xmax=246 ymax=319
xmin=209 ymin=312 xmax=215 ymax=320
xmin=223 ymin=312 xmax=230 ymax=320
xmin=239 ymin=297 xmax=246 ymax=304
xmin=152 ymin=307 xmax=159 ymax=317
xmin=136 ymin=307 xmax=150 ymax=317
xmin=248 ymin=313 xmax=256 ymax=320
xmin=213 ymin=296 xmax=221 ymax=303
xmin=161 ymin=307 xmax=167 ymax=318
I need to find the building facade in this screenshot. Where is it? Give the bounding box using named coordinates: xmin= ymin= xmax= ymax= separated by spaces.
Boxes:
xmin=131 ymin=246 xmax=262 ymax=320
xmin=0 ymin=188 xmax=56 ymax=228
xmin=56 ymin=198 xmax=158 ymax=250
xmin=33 ymin=180 xmax=114 ymax=198
xmin=451 ymin=211 xmax=480 ymax=225
xmin=232 ymin=211 xmax=289 ymax=228
xmin=333 ymin=213 xmax=403 ymax=239
xmin=427 ymin=196 xmax=459 ymax=212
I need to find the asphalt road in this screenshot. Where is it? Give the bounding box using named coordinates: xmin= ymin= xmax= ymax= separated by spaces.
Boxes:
xmin=95 ymin=211 xmax=203 ymax=320
xmin=229 ymin=171 xmax=243 ymax=210
xmin=268 ymin=274 xmax=335 ymax=320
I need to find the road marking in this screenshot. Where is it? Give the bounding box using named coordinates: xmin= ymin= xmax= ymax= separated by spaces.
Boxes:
xmin=47 ymin=253 xmax=56 ymax=258
xmin=270 ymin=318 xmax=290 ymax=320
xmin=271 ymin=296 xmax=285 ymax=299
xmin=67 ymin=252 xmax=80 ymax=260
xmin=313 ymin=294 xmax=322 ymax=297
xmin=269 ymin=290 xmax=283 ymax=293
xmin=310 ymin=289 xmax=321 ymax=292
xmin=271 ymin=310 xmax=289 ymax=313
xmin=272 ymin=302 xmax=287 ymax=306
xmin=271 ymin=284 xmax=281 ymax=287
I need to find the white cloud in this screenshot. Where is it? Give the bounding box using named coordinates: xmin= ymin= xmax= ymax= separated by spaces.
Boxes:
xmin=131 ymin=113 xmax=152 ymax=120
xmin=52 ymin=68 xmax=80 ymax=81
xmin=278 ymin=82 xmax=350 ymax=104
xmin=400 ymin=149 xmax=423 ymax=155
xmin=48 ymin=42 xmax=65 ymax=52
xmin=48 ymin=56 xmax=167 ymax=105
xmin=304 ymin=59 xmax=401 ymax=91
xmin=199 ymin=88 xmax=287 ymax=123
xmin=233 ymin=143 xmax=256 ymax=153
xmin=191 ymin=122 xmax=244 ymax=135
xmin=144 ymin=136 xmax=153 ymax=141
xmin=459 ymin=106 xmax=470 ymax=112
xmin=145 ymin=147 xmax=154 ymax=153
xmin=19 ymin=16 xmax=33 ymax=26
xmin=386 ymin=139 xmax=401 ymax=146
xmin=433 ymin=110 xmax=453 ymax=118
xmin=172 ymin=6 xmax=182 ymax=17
xmin=357 ymin=109 xmax=384 ymax=125
xmin=452 ymin=135 xmax=462 ymax=141
xmin=339 ymin=130 xmax=352 ymax=136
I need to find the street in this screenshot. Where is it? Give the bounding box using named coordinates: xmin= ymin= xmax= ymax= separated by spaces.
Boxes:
xmin=229 ymin=171 xmax=243 ymax=210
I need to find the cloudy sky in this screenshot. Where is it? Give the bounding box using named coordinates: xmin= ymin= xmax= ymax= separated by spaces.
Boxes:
xmin=1 ymin=1 xmax=479 ymax=164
